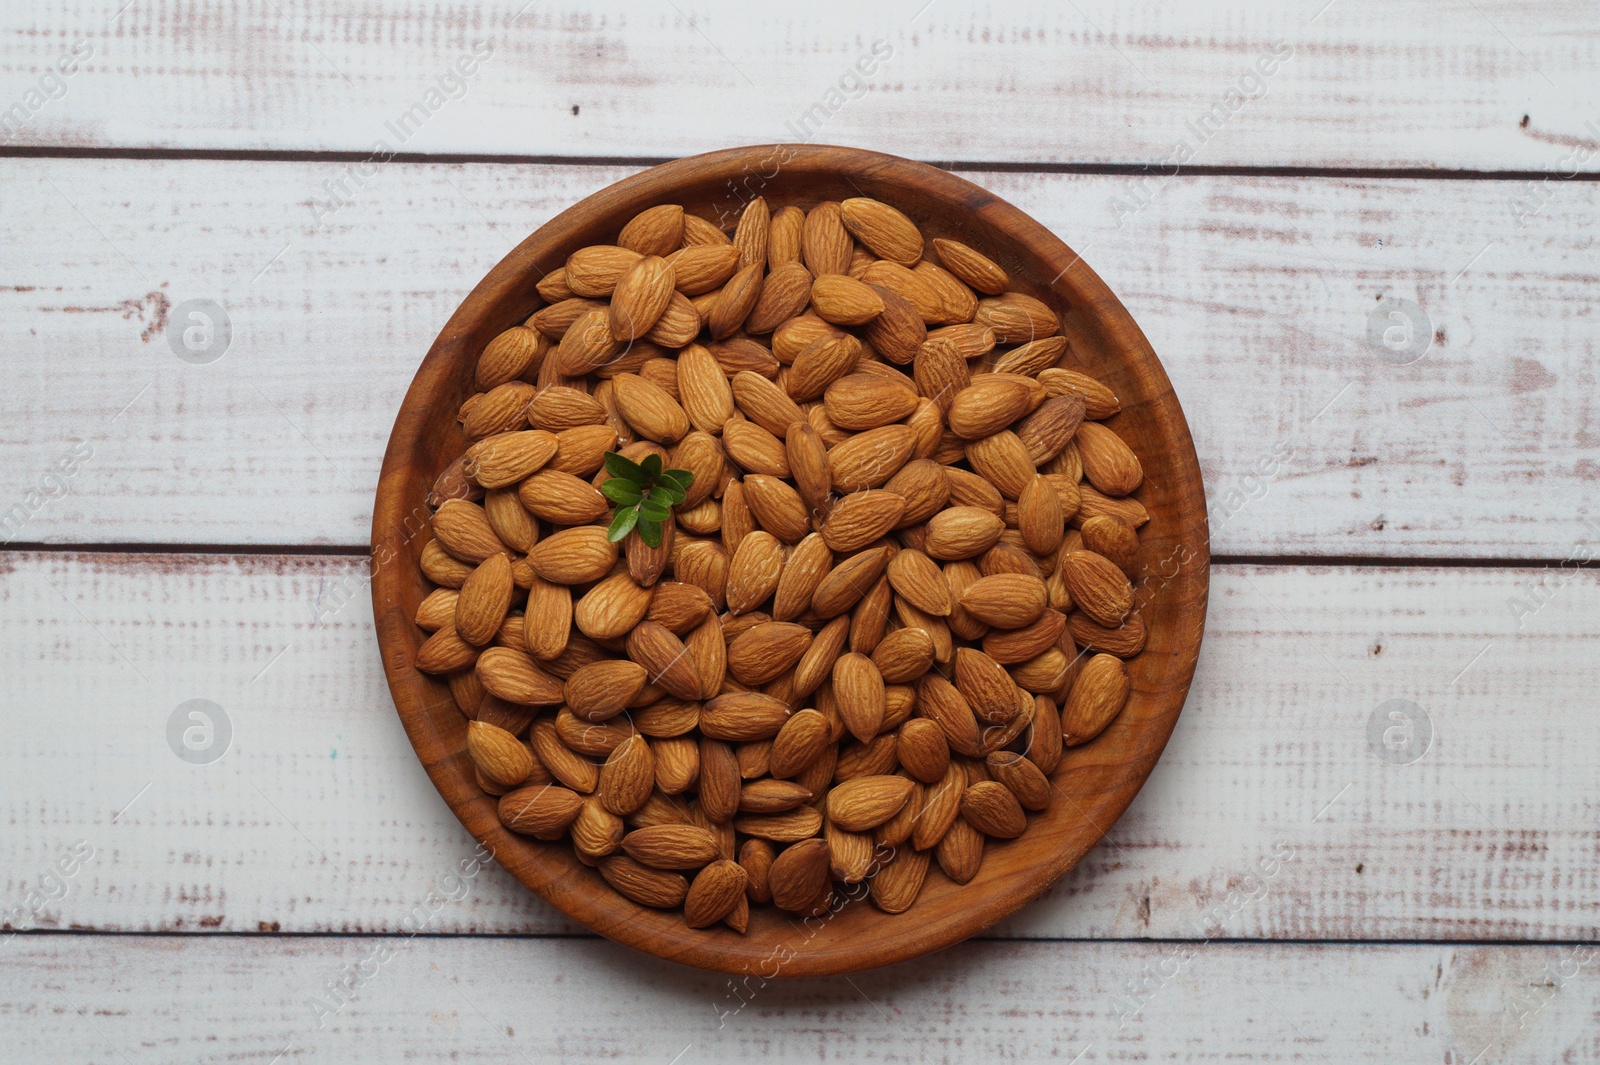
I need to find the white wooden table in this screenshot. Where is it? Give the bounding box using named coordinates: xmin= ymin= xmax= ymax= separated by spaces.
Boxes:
xmin=3 ymin=2 xmax=1597 ymax=1060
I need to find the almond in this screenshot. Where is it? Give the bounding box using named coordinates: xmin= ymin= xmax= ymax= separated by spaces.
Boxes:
xmin=986 ymin=750 xmax=1052 ymax=811
xmin=1017 ymin=473 xmax=1066 ymax=556
xmin=819 ymin=490 xmax=906 ymax=552
xmin=823 ymin=373 xmax=919 ymax=431
xmin=477 ymin=647 xmax=565 ymax=705
xmin=917 ymin=672 xmax=983 ymax=757
xmin=839 ymin=197 xmax=923 ymax=266
xmin=675 ymin=539 xmax=730 ymax=611
xmin=644 ymin=291 xmax=702 ymax=347
xmin=886 ymin=547 xmax=951 ymax=616
xmin=1075 ymin=421 xmax=1144 ymax=497
xmin=769 ymin=708 xmax=832 ymax=779
xmin=959 ymin=573 xmax=1049 ymax=630
xmin=946 ymin=374 xmax=1045 ymax=440
xmin=598 ymin=855 xmax=690 ymax=908
xmin=726 ymin=622 xmax=812 ymax=686
xmin=897 ymin=718 xmax=951 ymax=783
xmin=734 ymin=806 xmax=823 ymax=843
xmin=911 ymin=762 xmax=966 ymax=850
xmin=912 ymin=336 xmax=970 ymax=411
xmin=810 ymin=546 xmax=890 ymax=618
xmin=548 ymin=423 xmax=619 ymax=476
xmin=528 ymin=526 xmax=618 ymax=585
xmin=869 ymin=846 xmax=930 ymax=914
xmin=924 ymin=506 xmax=1005 ymax=560
xmin=914 ymin=261 xmax=978 ymax=325
xmin=811 ymin=273 xmax=885 ymax=326
xmin=965 ymin=430 xmax=1037 ymax=500
xmin=741 ymin=473 xmax=811 ymax=543
xmin=455 ymin=554 xmax=514 ymax=647
xmin=827 ymin=774 xmax=914 ymax=832
xmin=723 ymin=417 xmax=790 ymax=477
xmin=1061 ymin=549 xmax=1134 ymax=628
xmin=768 ymin=837 xmax=832 ymax=912
xmin=1040 ymin=367 xmax=1120 ymax=419
xmin=499 ymin=784 xmax=583 ymax=838
xmin=565 ymin=659 xmax=648 ymax=721
xmin=771 ymin=532 xmax=833 ymax=622
xmin=787 ymin=333 xmax=863 ymax=401
xmin=936 ymin=816 xmax=985 ymax=883
xmin=1064 ymin=652 xmax=1131 ymax=745
xmin=731 ymin=370 xmax=806 ymax=437
xmin=953 ymin=647 xmax=1019 ymax=725
xmin=932 ymin=237 xmax=1009 ymax=295
xmin=466 ymin=719 xmax=535 ymax=787
xmin=801 ymin=201 xmax=853 ymax=277
xmin=565 ymin=245 xmax=642 ymax=298
xmin=620 ymin=823 xmax=719 ymax=870
xmin=725 ymin=530 xmax=785 ymax=615
xmin=991 ymin=335 xmax=1067 ymax=378
xmin=618 ymin=204 xmax=685 ymax=257
xmin=708 ymin=261 xmax=764 ymax=340
xmin=745 ymin=260 xmax=814 ymax=334
xmin=591 ymin=733 xmax=652 ymax=815
xmin=973 ymin=292 xmax=1059 ymax=343
xmin=464 ymin=429 xmax=558 ymax=489
xmin=684 ymin=859 xmax=748 ymax=928
xmin=982 ymin=609 xmax=1066 ymax=665
xmin=870 ymin=626 xmax=936 ymax=684
xmin=517 ymin=469 xmax=608 ymax=524
xmin=863 ymin=284 xmax=927 ymax=365
xmin=526 ymin=385 xmax=607 ymax=431
xmin=523 ymin=575 xmax=572 ymax=659
xmin=827 ymin=424 xmax=915 ymax=493
xmin=1015 ymin=395 xmax=1085 ymax=466
xmin=700 ymin=691 xmax=792 ymax=742
xmin=737 ymin=779 xmax=813 ymax=814
xmin=624 ymin=621 xmax=702 ymax=700
xmin=1080 ymin=514 xmax=1140 ymax=577
xmin=573 ymin=571 xmax=655 ymax=641
xmin=612 ymin=372 xmax=691 ymax=444
xmin=960 ymin=779 xmax=1026 ymax=838
xmin=663 ymin=243 xmax=739 ymax=296
xmin=571 ymin=794 xmax=625 ymax=861
xmin=476 ymin=325 xmax=544 ymax=389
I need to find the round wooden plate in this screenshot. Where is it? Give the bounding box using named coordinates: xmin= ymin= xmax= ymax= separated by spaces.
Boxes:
xmin=372 ymin=145 xmax=1209 ymax=977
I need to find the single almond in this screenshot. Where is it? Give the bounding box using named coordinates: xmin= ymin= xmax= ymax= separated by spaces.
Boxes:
xmin=839 ymin=197 xmax=923 ymax=266
xmin=768 ymin=837 xmax=833 ymax=912
xmin=498 ymin=784 xmax=583 ymax=838
xmin=932 ymin=237 xmax=1008 ymax=295
xmin=960 ymin=779 xmax=1027 ymax=838
xmin=811 ymin=273 xmax=885 ymax=326
xmin=618 ymin=203 xmax=685 ymax=257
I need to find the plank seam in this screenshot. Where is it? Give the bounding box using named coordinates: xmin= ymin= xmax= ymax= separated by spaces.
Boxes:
xmin=3 ymin=146 xmax=1598 ymax=183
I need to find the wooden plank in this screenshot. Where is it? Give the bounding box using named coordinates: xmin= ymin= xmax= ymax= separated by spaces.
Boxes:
xmin=5 ymin=935 xmax=1598 ymax=1062
xmin=4 ymin=552 xmax=1597 ymax=940
xmin=3 ymin=159 xmax=1597 ymax=556
xmin=3 ymin=1 xmax=1598 ymax=170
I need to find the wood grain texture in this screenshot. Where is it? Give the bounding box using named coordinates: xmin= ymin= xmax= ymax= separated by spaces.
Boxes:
xmin=3 ymin=159 xmax=1597 ymax=556
xmin=2 ymin=0 xmax=1598 ymax=169
xmin=5 ymin=552 xmax=1596 ymax=940
xmin=5 ymin=936 xmax=1597 ymax=1063
xmin=370 ymin=145 xmax=1209 ymax=975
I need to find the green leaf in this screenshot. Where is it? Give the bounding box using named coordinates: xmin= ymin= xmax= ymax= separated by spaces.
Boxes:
xmin=637 ymin=518 xmax=663 ymax=548
xmin=652 ymin=483 xmax=687 ymax=506
xmin=607 ymin=504 xmax=640 ymax=542
xmin=603 ymin=451 xmax=646 ymax=484
xmin=602 ymin=478 xmax=643 ymax=505
xmin=658 ymin=468 xmax=694 ymax=493
xmin=641 ymin=453 xmax=663 ymax=480
xmin=639 ymin=498 xmax=671 ymax=522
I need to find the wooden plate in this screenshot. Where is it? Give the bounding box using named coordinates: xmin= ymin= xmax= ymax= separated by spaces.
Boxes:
xmin=372 ymin=144 xmax=1209 ymax=976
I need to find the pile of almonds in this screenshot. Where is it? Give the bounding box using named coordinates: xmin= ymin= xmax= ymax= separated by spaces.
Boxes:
xmin=412 ymin=193 xmax=1149 ymax=931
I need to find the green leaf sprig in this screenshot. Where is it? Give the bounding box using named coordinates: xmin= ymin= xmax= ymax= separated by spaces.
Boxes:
xmin=602 ymin=451 xmax=694 ymax=549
